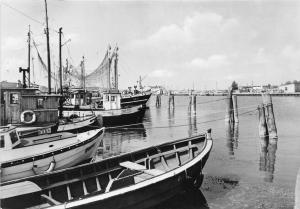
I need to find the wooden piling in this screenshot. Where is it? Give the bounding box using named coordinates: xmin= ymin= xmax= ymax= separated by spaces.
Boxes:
xmin=192 ymin=94 xmax=196 ymax=113
xmin=168 ymin=91 xmax=174 ymax=109
xmin=156 ymin=94 xmax=161 ymax=107
xmin=262 ymin=94 xmax=278 ymax=139
xmin=258 ymin=105 xmax=268 ymax=137
xmin=232 ymin=95 xmax=238 ymax=123
xmin=225 ymin=88 xmax=233 ymax=122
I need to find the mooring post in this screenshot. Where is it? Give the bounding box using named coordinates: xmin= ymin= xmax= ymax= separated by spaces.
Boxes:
xmin=168 ymin=91 xmax=174 ymax=109
xmin=259 ymin=136 xmax=268 ymax=172
xmin=262 ymin=94 xmax=278 ymax=139
xmin=192 ymin=94 xmax=196 ymax=114
xmin=156 ymin=94 xmax=161 ymax=107
xmin=225 ymin=88 xmax=233 ymax=122
xmin=188 ymin=91 xmax=192 ymax=112
xmin=232 ymin=95 xmax=239 ymax=123
xmin=225 ymin=122 xmax=234 ymax=156
xmin=258 ymin=104 xmax=268 ymax=137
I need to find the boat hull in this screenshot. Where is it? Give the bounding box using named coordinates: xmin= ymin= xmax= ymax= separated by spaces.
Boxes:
xmin=67 ymin=152 xmax=210 ymax=209
xmin=120 ymin=92 xmax=152 ymax=108
xmin=63 ymin=106 xmax=146 ymax=127
xmin=57 ymin=115 xmax=99 ymax=133
xmin=1 ymin=128 xmax=104 ymax=182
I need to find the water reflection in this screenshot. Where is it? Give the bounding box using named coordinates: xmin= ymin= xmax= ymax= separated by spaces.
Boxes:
xmin=100 ymin=124 xmax=147 ymax=158
xmin=225 ymin=122 xmax=239 ymax=156
xmin=188 ymin=111 xmax=198 ymax=137
xmin=154 ymin=187 xmax=209 ymax=209
xmin=259 ymin=137 xmax=278 ymax=182
xmin=168 ymin=107 xmax=175 ymax=126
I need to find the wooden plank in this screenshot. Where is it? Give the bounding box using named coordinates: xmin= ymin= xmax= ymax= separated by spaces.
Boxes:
xmin=41 ymin=194 xmax=61 ymax=206
xmin=120 ymin=161 xmax=164 ymax=176
xmin=0 ymin=181 xmax=42 ymax=199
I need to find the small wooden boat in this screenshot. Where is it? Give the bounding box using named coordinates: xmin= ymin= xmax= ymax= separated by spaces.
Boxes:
xmin=0 ymin=129 xmax=212 ymax=209
xmin=16 ymin=114 xmax=100 ymax=138
xmin=0 ymin=126 xmax=105 ymax=182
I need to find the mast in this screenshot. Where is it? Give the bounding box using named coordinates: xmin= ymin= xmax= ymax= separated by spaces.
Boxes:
xmin=108 ymin=46 xmax=111 ymax=91
xmin=59 ymin=27 xmax=62 ymax=94
xmin=58 ymin=27 xmax=63 ymax=118
xmin=27 ymin=25 xmax=31 ymax=87
xmin=114 ymin=46 xmax=118 ymax=90
xmin=44 ymin=0 xmax=51 ymax=94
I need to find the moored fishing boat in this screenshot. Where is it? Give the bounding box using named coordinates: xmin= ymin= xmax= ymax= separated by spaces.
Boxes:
xmin=63 ymin=90 xmax=146 ymax=127
xmin=0 ymin=129 xmax=212 ymax=209
xmin=0 ymin=125 xmax=105 ymax=182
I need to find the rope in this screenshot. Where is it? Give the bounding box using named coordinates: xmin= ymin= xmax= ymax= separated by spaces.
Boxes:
xmin=97 ymin=108 xmax=258 ymax=130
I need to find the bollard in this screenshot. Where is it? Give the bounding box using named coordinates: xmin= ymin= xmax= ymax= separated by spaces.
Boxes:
xmin=258 ymin=105 xmax=268 ymax=137
xmin=262 ymin=94 xmax=278 ymax=139
xmin=232 ymin=95 xmax=239 ymax=123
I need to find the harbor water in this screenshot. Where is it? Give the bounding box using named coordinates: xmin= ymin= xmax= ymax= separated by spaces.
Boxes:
xmin=98 ymin=95 xmax=300 ymax=209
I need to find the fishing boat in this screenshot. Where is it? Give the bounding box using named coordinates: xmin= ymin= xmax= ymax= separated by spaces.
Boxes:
xmin=64 ymin=46 xmax=151 ymax=110
xmin=0 ymin=129 xmax=212 ymax=209
xmin=63 ymin=90 xmax=146 ymax=127
xmin=0 ymin=125 xmax=105 ymax=182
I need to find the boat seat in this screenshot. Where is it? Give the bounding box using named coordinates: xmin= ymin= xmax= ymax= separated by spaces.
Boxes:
xmin=0 ymin=181 xmax=42 ymax=199
xmin=41 ymin=194 xmax=61 ymax=206
xmin=119 ymin=161 xmax=164 ymax=176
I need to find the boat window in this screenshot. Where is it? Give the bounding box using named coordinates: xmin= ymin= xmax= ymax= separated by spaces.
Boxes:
xmin=37 ymin=98 xmax=44 ymax=109
xmin=10 ymin=131 xmax=19 ymax=144
xmin=106 ymin=95 xmax=109 ymax=101
xmin=0 ymin=136 xmax=4 ymax=148
xmin=111 ymin=96 xmax=115 ymax=101
xmin=10 ymin=93 xmax=19 ymax=104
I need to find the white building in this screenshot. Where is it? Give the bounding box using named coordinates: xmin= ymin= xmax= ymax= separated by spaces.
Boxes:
xmin=279 ymin=83 xmax=300 ymax=93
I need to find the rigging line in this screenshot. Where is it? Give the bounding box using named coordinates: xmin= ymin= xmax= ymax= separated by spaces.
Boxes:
xmin=2 ymin=2 xmax=44 ymax=25
xmin=106 ymin=108 xmax=258 ymax=130
xmin=2 ymin=2 xmax=59 ymax=33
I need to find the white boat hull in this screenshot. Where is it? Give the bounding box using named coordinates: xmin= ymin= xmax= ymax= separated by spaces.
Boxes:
xmin=1 ymin=128 xmax=104 ymax=182
xmin=57 ymin=115 xmax=97 ymax=132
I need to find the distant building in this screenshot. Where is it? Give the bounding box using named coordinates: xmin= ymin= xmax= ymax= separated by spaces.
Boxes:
xmin=279 ymin=83 xmax=300 ymax=93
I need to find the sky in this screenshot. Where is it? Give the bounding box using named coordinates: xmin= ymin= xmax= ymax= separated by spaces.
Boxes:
xmin=1 ymin=0 xmax=300 ymax=90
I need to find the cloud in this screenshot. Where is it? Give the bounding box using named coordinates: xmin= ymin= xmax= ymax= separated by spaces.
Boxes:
xmin=149 ymin=69 xmax=174 ymax=78
xmin=189 ymin=54 xmax=230 ymax=69
xmin=129 ymin=12 xmax=239 ymax=50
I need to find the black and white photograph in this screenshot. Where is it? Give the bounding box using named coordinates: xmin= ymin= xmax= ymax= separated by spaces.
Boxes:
xmin=0 ymin=1 xmax=300 ymax=208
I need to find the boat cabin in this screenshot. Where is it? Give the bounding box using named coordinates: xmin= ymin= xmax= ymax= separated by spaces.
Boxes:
xmin=68 ymin=89 xmax=92 ymax=107
xmin=0 ymin=126 xmax=20 ymax=151
xmin=103 ymin=90 xmax=121 ymax=110
xmin=0 ymin=83 xmax=61 ymax=125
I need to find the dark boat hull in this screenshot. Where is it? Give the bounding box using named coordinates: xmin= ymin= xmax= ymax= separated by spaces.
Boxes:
xmin=120 ymin=92 xmax=152 ymax=108
xmin=63 ymin=106 xmax=146 ymax=127
xmin=102 ymin=107 xmax=146 ymax=127
xmin=70 ymin=153 xmax=210 ymax=209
